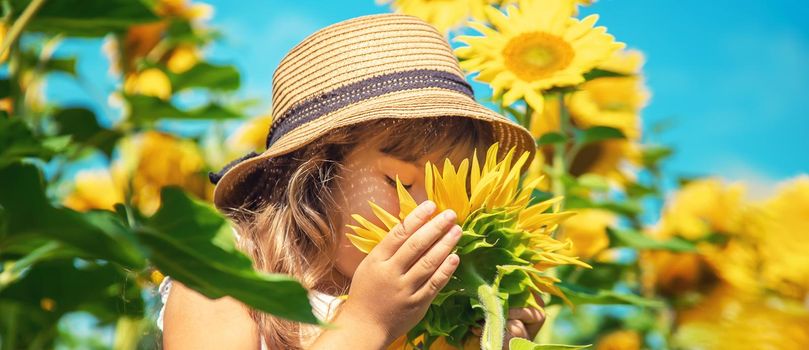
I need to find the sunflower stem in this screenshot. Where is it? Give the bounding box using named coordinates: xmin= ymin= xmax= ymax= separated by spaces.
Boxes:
xmin=551 ymin=94 xmax=569 ymax=215
xmin=478 ymin=283 xmax=505 ymax=350
xmin=0 ymin=0 xmax=46 ymax=58
xmin=523 ymin=102 xmax=533 ymax=130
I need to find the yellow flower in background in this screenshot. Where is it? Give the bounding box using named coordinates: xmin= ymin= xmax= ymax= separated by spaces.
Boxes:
xmin=558 ymin=208 xmax=614 ymax=259
xmin=654 ymin=178 xmax=747 ymax=241
xmin=226 ymin=114 xmax=274 ymax=153
xmin=598 ymin=48 xmax=646 ymax=75
xmin=455 ymin=0 xmax=624 ymax=112
xmin=113 ymin=22 xmax=167 ymax=75
xmin=596 ymin=330 xmax=642 ymax=350
xmin=166 ymin=45 xmax=200 ymax=73
xmin=123 ymin=68 xmax=172 ymax=100
xmin=377 ymin=0 xmax=493 ymax=34
xmin=567 ymin=139 xmax=641 ymax=186
xmin=673 ymin=284 xmax=809 ymax=350
xmin=568 ymin=49 xmax=649 ymax=141
xmin=499 ymin=0 xmax=596 ymax=16
xmin=640 ymin=249 xmax=712 ymax=297
xmin=523 ymin=147 xmax=550 ymax=192
xmin=699 ymin=239 xmax=760 ymax=293
xmin=156 ymin=0 xmax=214 ymax=20
xmin=202 ymin=114 xmax=273 ymax=174
xmin=63 ymin=169 xmax=125 ymax=212
xmin=104 ymin=0 xmax=210 ymax=75
xmin=0 ymin=24 xmax=9 ymax=63
xmin=114 ymin=131 xmax=212 ymax=215
xmin=528 ymin=93 xmax=562 ymax=139
xmin=746 ymin=176 xmax=809 ymax=300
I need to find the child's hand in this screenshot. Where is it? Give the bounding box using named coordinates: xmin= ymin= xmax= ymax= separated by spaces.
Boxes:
xmin=338 ymin=200 xmax=462 ymax=346
xmin=503 ymin=304 xmax=546 ymax=346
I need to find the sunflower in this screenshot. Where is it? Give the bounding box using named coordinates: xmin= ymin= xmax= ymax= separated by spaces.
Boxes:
xmin=653 ymin=178 xmax=747 ymax=241
xmin=377 ymin=0 xmax=494 ymax=34
xmin=226 ymin=114 xmax=274 ymax=153
xmin=63 ymin=168 xmax=125 ymax=212
xmin=123 ymin=68 xmax=172 ymax=100
xmin=114 ymin=131 xmax=212 ymax=215
xmin=454 ymin=0 xmax=624 ymax=112
xmin=673 ymin=284 xmax=809 ymax=350
xmin=347 ymin=142 xmax=589 ymax=349
xmin=596 ymin=330 xmax=642 ymax=350
xmin=741 ymin=176 xmax=809 ymax=299
xmin=568 ymin=49 xmax=650 ymax=141
xmin=557 ymin=208 xmax=614 ymax=260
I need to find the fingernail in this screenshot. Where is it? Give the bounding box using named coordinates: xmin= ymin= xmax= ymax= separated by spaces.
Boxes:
xmin=448 ymin=254 xmax=459 ymax=265
xmin=443 ymin=209 xmax=457 ymax=222
xmin=421 ymin=200 xmax=436 ymax=213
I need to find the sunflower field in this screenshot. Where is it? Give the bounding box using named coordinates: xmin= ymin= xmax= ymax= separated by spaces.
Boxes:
xmin=1 ymin=0 xmax=808 ymax=349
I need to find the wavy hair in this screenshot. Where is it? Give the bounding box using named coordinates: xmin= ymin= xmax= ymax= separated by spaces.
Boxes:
xmin=225 ymin=117 xmax=495 ymax=349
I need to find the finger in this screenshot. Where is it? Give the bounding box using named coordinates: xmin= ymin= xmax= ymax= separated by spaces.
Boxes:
xmin=470 ymin=326 xmax=482 ymax=336
xmin=507 ymin=307 xmax=545 ymax=325
xmin=391 ymin=208 xmax=457 ymax=269
xmin=405 ymin=224 xmax=462 ymax=287
xmin=506 ymin=319 xmax=529 ymax=339
xmin=372 ymin=200 xmax=437 ymax=260
xmin=416 ymin=253 xmax=459 ymax=299
xmin=509 ymin=306 xmax=545 ymax=338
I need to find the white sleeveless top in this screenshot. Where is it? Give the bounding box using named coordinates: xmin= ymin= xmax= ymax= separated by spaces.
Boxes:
xmin=156 ymin=275 xmax=344 ymax=349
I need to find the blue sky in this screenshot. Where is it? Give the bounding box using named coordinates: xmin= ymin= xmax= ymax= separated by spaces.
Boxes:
xmin=47 ymin=0 xmax=809 ymax=200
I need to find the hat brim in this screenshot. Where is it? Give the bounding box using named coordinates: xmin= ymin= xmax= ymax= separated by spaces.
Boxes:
xmin=213 ymin=87 xmax=536 ymax=213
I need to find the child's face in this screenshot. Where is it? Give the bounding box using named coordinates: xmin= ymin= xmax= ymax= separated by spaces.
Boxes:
xmin=331 ymin=140 xmax=466 ymax=282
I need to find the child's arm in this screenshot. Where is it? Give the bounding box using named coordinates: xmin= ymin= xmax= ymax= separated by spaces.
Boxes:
xmin=309 ymin=200 xmax=462 ymax=350
xmin=162 ymin=280 xmax=260 ymax=350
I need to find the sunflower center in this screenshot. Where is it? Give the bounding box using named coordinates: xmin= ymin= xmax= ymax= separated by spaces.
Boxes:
xmin=503 ymin=32 xmax=574 ymax=81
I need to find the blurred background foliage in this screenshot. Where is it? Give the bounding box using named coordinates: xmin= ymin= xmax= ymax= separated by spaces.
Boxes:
xmin=0 ymin=0 xmax=807 ymax=349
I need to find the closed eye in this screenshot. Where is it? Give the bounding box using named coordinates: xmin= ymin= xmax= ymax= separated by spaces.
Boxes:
xmin=385 ymin=175 xmax=412 ymax=190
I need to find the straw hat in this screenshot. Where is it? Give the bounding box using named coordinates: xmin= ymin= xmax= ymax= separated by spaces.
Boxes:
xmin=209 ymin=13 xmax=536 ymax=213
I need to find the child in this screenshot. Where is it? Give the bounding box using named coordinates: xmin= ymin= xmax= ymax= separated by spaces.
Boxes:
xmin=159 ymin=13 xmax=545 ymax=349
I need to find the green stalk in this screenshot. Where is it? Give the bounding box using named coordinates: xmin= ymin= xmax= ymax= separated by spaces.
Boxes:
xmin=551 ymin=94 xmax=570 ymax=215
xmin=113 ymin=316 xmax=142 ymax=350
xmin=520 ymin=102 xmax=534 ymax=131
xmin=0 ymin=0 xmax=46 ymax=57
xmin=478 ymin=283 xmax=505 ymax=350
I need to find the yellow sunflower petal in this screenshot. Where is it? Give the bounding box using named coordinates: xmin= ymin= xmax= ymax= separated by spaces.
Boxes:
xmin=368 ymin=200 xmax=401 ymax=231
xmin=346 ymin=234 xmax=378 ymax=254
xmin=396 ymin=175 xmax=418 ymax=221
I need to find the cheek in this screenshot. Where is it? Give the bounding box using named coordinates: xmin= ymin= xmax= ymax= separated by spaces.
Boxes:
xmin=333 ymin=232 xmax=366 ymax=279
xmin=332 ymin=168 xmax=402 ymax=277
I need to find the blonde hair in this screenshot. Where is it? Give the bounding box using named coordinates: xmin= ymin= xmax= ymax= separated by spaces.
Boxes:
xmin=226 ymin=117 xmax=495 ymax=349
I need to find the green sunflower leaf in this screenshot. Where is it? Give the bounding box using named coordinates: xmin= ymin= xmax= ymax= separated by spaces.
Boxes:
xmin=170 ymin=62 xmax=241 ymax=92
xmin=576 ymin=126 xmax=626 ymax=145
xmin=126 ymin=95 xmax=243 ymax=123
xmin=607 ymin=227 xmax=696 ymax=252
xmin=536 ymin=132 xmax=567 ymax=146
xmin=136 ymin=187 xmax=319 ymax=324
xmin=10 ymin=0 xmax=159 ymax=37
xmin=0 ymin=162 xmax=144 ymax=269
xmin=53 ymin=107 xmax=122 ymax=158
xmin=510 ymin=338 xmax=592 ymax=350
xmin=583 ymin=68 xmax=631 ymax=81
xmin=555 ymin=283 xmax=663 ymax=308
